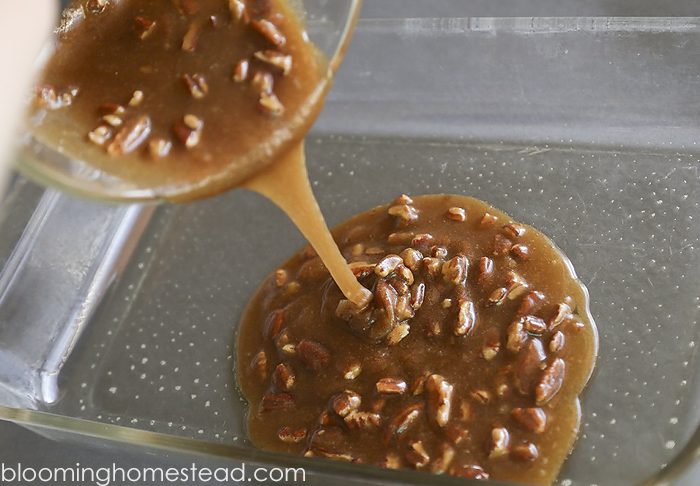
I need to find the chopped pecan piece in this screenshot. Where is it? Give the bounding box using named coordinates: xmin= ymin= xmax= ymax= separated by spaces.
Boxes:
xmin=249 ymin=350 xmax=267 ymax=381
xmin=511 ymin=407 xmax=547 ymax=433
xmin=342 ymin=361 xmax=362 ymax=380
xmin=550 ymin=331 xmax=565 ymax=353
xmin=376 ymin=378 xmax=407 ymax=395
xmin=388 ymin=204 xmax=418 ymax=222
xmin=272 ymin=362 xmax=295 ymax=391
xmin=228 ymin=0 xmax=249 ymax=22
xmin=259 ymin=392 xmax=294 ymax=413
xmin=385 ymin=322 xmax=410 ymax=345
xmin=493 ymin=234 xmax=513 ymax=256
xmin=454 ymin=298 xmax=476 ymax=336
xmin=516 ymin=290 xmax=545 ymax=318
xmin=445 ymin=423 xmax=469 ymax=445
xmin=375 ymin=254 xmax=403 ymax=278
xmin=426 ymin=374 xmax=454 ymax=428
xmin=522 ymin=315 xmax=547 ymax=335
xmin=506 ymin=319 xmax=529 ymax=353
xmin=173 ymin=114 xmax=203 ymax=148
xmin=148 ymin=138 xmax=172 ymax=159
xmin=431 ymin=443 xmax=456 ymax=474
xmin=251 ymin=18 xmax=286 ymax=46
xmin=344 ymin=410 xmax=381 ymax=430
xmin=34 ymin=84 xmax=78 ymax=110
xmin=254 ymin=49 xmax=292 ymax=75
xmin=442 ymin=254 xmax=469 ymax=285
xmin=411 ymin=233 xmax=434 ymax=246
xmin=487 ymin=287 xmax=508 ymax=307
xmin=446 ymin=207 xmax=467 ymax=221
xmin=480 ymin=212 xmax=498 ymax=227
xmin=488 ymin=427 xmax=510 ymax=459
xmin=392 ymin=194 xmax=414 ymax=205
xmin=451 ymin=464 xmax=489 ymax=480
xmin=470 ymin=389 xmax=492 ymax=404
xmin=502 ymin=223 xmax=527 ymax=239
xmin=133 ymin=16 xmax=156 ymax=40
xmin=514 ymin=339 xmax=547 ymax=395
xmin=549 ymin=302 xmax=573 ymax=329
xmin=505 ymin=271 xmax=529 ymax=300
xmin=88 ymin=125 xmax=112 ymax=146
xmin=511 ymin=244 xmax=531 ymax=261
xmin=476 ymin=256 xmax=494 ymax=287
xmin=405 ymin=440 xmax=430 ymax=469
xmin=410 ymin=282 xmax=425 ymax=310
xmin=384 ymin=404 xmax=422 ymax=444
xmin=297 ymin=340 xmax=331 ymax=371
xmin=512 ymin=442 xmax=539 ymax=462
xmin=400 ymin=248 xmax=423 ymax=271
xmin=275 ymin=269 xmax=289 ymax=287
xmin=129 ymin=90 xmax=144 ymax=106
xmin=277 ymin=426 xmax=307 ymax=444
xmin=535 ymin=358 xmax=565 ymax=405
xmin=330 ymin=390 xmax=361 ymax=418
xmin=259 ymin=92 xmax=284 ymax=116
xmin=263 ymin=309 xmax=284 ymax=340
xmin=183 ymin=73 xmax=209 ymax=99
xmin=181 ymin=20 xmax=203 ymax=52
xmin=233 ymin=59 xmax=250 ymax=82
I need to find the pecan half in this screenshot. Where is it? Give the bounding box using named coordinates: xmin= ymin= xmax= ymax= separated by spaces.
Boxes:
xmin=107 ymin=115 xmax=151 ymax=156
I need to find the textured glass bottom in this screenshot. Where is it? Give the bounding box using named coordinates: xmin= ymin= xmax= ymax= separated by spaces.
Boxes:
xmin=9 ymin=134 xmax=695 ymax=486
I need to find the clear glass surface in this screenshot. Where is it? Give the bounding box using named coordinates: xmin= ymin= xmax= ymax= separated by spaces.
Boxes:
xmin=2 ymin=15 xmax=700 ymax=486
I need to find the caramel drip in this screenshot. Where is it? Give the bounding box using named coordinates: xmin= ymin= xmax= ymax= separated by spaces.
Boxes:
xmin=244 ymin=142 xmax=372 ymax=307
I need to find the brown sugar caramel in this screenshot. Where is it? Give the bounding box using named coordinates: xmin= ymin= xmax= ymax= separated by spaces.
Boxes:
xmin=237 ymin=194 xmax=599 ymax=485
xmin=29 ymin=0 xmax=370 ymax=304
xmin=30 ymin=0 xmax=331 ymax=202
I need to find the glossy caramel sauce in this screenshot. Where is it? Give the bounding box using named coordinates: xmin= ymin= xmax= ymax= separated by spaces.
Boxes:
xmin=237 ymin=194 xmax=598 ymax=485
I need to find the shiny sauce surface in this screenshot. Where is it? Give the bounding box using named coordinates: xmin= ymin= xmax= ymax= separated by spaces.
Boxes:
xmin=30 ymin=0 xmax=329 ymax=201
xmin=237 ymin=194 xmax=598 ymax=485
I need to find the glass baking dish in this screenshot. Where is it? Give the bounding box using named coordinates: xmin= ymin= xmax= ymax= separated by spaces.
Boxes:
xmin=3 ymin=15 xmax=700 ymax=486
